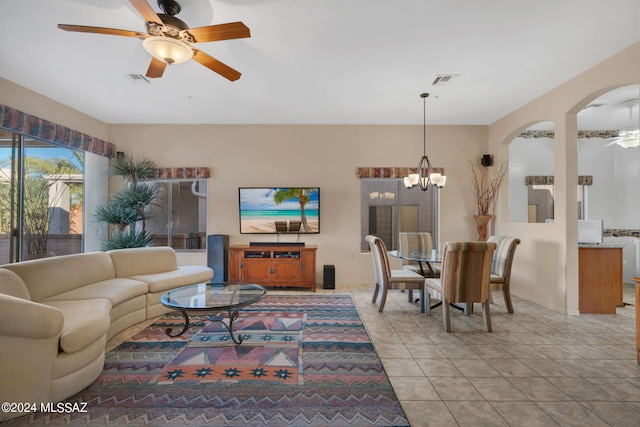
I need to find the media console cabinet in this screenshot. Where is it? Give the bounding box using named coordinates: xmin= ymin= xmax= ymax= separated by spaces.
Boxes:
xmin=228 ymin=245 xmax=317 ymax=291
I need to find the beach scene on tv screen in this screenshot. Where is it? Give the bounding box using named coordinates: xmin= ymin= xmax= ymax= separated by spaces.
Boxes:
xmin=240 ymin=187 xmax=319 ymax=233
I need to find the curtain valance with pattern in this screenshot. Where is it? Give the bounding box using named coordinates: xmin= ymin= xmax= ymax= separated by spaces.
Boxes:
xmin=0 ymin=104 xmax=115 ymax=158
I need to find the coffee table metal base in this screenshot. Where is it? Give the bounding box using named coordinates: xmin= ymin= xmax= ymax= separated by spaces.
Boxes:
xmin=166 ymin=307 xmax=244 ymax=344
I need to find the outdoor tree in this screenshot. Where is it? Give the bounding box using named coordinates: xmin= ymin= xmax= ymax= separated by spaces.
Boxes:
xmin=0 ymin=155 xmax=83 ymax=257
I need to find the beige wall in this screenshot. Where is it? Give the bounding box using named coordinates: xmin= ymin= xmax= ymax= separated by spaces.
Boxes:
xmin=0 ymin=77 xmax=109 ymax=141
xmin=489 ymin=40 xmax=640 ymax=313
xmin=0 ymin=75 xmax=488 ymax=287
xmin=108 ymin=124 xmax=487 ymax=284
xmin=4 ymin=40 xmax=638 ymax=308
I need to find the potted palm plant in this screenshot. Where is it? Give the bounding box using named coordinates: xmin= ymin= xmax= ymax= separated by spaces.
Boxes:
xmin=94 ymin=153 xmax=158 ymax=250
xmin=469 ymin=159 xmax=507 ymax=240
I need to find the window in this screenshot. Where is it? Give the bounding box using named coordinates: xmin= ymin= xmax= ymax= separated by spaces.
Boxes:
xmin=146 ymin=179 xmax=207 ymax=251
xmin=0 ymin=131 xmax=87 ymax=262
xmin=360 ymin=179 xmax=437 ymax=251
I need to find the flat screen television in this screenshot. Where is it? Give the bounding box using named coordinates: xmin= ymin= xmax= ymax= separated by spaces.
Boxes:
xmin=239 ymin=187 xmax=320 ymax=234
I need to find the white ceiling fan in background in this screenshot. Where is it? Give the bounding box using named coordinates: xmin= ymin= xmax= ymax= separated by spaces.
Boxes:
xmin=604 ymin=98 xmax=640 ymax=148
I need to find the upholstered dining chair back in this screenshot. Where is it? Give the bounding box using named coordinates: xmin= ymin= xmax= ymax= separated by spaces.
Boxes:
xmin=424 ymin=241 xmax=496 ymax=332
xmin=398 ymin=232 xmax=439 ymax=277
xmin=442 ymin=241 xmax=495 ymax=304
xmin=365 ymin=235 xmax=386 ymax=304
xmin=398 ymin=232 xmax=433 ymax=257
xmin=487 ymin=235 xmax=521 ymax=313
xmin=366 ymin=235 xmax=426 ymax=311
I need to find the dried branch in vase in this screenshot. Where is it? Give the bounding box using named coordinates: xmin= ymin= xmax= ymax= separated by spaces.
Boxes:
xmin=469 ymin=160 xmax=507 ymax=215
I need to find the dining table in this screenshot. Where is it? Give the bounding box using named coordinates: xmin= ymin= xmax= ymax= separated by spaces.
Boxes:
xmin=388 ymin=249 xmax=442 ymax=277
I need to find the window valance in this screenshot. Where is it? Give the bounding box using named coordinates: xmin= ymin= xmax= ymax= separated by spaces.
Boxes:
xmin=0 ymin=104 xmax=115 ymax=157
xmin=150 ymin=167 xmax=210 ymax=179
xmin=525 ymin=175 xmax=593 ymax=186
xmin=518 ymin=130 xmax=619 ymax=139
xmin=356 ymin=167 xmax=445 ymax=179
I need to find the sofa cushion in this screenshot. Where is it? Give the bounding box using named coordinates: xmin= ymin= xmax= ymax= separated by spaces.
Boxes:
xmin=43 ymin=299 xmax=111 ymax=354
xmin=42 ymin=278 xmax=148 ymax=307
xmin=0 ymin=268 xmax=31 ymax=300
xmin=108 ymin=246 xmax=178 ymax=278
xmin=3 ymin=252 xmax=116 ymax=302
xmin=129 ymin=265 xmax=214 ymax=293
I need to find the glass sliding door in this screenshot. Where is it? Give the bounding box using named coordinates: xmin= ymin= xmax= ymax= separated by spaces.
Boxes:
xmin=0 ymin=130 xmax=84 ymax=263
xmin=0 ymin=129 xmax=19 ymax=264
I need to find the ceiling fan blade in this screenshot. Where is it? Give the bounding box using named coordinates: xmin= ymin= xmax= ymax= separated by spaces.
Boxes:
xmin=129 ymin=0 xmax=164 ymax=26
xmin=146 ymin=57 xmax=167 ymax=78
xmin=58 ymin=24 xmax=144 ymax=38
xmin=603 ymin=138 xmax=621 ymax=147
xmin=192 ymin=48 xmax=241 ymax=81
xmin=186 ymin=22 xmax=251 ymax=43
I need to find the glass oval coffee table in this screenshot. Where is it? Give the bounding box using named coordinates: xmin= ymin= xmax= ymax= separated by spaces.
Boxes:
xmin=160 ymin=282 xmax=266 ymax=344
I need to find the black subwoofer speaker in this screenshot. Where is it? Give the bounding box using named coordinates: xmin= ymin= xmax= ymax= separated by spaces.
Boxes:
xmin=323 ymin=265 xmax=335 ymax=289
xmin=207 ymin=234 xmax=229 ymax=283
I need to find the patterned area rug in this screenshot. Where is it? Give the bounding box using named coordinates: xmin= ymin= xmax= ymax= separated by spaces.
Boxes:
xmin=12 ymin=295 xmax=409 ymax=426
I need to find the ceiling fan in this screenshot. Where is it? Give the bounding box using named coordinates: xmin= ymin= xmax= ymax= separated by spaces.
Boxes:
xmin=603 ymin=98 xmax=640 ymax=149
xmin=58 ymin=0 xmax=250 ymax=81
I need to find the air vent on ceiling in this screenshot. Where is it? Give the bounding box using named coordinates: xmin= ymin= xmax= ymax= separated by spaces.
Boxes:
xmin=584 ymin=103 xmax=605 ymax=109
xmin=126 ymin=73 xmax=150 ymax=84
xmin=432 ymin=74 xmax=460 ymax=86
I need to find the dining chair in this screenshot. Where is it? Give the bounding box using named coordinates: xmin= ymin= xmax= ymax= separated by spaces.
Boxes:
xmin=424 ymin=241 xmax=496 ymax=332
xmin=487 ymin=235 xmax=521 ymax=313
xmin=397 ymin=232 xmax=440 ymax=277
xmin=366 ymin=235 xmax=426 ymax=312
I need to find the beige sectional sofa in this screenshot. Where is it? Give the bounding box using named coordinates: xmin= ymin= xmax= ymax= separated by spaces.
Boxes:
xmin=0 ymin=246 xmax=213 ymax=421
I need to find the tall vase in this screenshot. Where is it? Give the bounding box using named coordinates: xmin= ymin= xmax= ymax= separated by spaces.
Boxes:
xmin=473 ymin=214 xmax=494 ymax=241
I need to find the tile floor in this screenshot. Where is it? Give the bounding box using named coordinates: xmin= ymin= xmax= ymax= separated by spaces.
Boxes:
xmin=108 ymin=284 xmax=639 ymax=427
xmin=340 ymin=283 xmax=639 ymax=427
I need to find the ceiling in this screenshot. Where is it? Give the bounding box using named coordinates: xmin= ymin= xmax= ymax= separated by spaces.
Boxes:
xmin=1 ymin=0 xmax=640 ymax=126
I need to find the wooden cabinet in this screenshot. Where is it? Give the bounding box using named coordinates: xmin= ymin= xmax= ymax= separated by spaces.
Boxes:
xmin=228 ymin=245 xmax=317 ymax=291
xmin=635 ymin=278 xmax=640 ymax=364
xmin=578 ymin=245 xmax=623 ymax=314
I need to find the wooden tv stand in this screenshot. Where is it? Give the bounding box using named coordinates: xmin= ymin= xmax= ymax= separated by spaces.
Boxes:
xmin=228 ymin=245 xmax=317 ymax=291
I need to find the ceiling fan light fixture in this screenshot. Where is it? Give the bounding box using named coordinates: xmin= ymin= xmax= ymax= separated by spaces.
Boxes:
xmin=143 ymin=36 xmax=193 ymax=64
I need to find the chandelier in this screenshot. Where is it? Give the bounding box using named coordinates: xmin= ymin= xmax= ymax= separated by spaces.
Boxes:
xmin=404 ymin=93 xmax=446 ymax=191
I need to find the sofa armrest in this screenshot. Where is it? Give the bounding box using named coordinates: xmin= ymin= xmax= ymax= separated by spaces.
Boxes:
xmin=0 ymin=294 xmax=64 ymax=339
